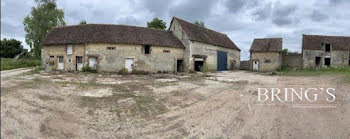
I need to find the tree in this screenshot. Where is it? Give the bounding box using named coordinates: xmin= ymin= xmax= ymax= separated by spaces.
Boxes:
xmin=0 ymin=38 xmax=24 ymax=58
xmin=23 ymin=0 xmax=66 ymax=58
xmin=194 ymin=20 xmax=205 ymax=27
xmin=79 ymin=19 xmax=87 ymax=24
xmin=147 ymin=18 xmax=166 ymax=30
xmin=282 ymin=48 xmax=289 ymax=55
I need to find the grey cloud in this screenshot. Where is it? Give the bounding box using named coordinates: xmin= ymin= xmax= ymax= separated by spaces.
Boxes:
xmin=226 ymin=0 xmax=259 ymax=13
xmin=168 ymin=0 xmax=215 ymax=21
xmin=142 ymin=0 xmax=171 ymax=17
xmin=310 ymin=10 xmax=328 ymax=21
xmin=253 ymin=2 xmax=272 ymax=21
xmin=272 ymin=4 xmax=298 ymax=26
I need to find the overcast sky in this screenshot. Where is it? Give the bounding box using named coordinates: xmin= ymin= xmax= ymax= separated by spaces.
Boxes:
xmin=1 ymin=0 xmax=350 ymax=60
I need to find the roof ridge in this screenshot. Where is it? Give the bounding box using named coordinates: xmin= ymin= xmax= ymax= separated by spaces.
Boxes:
xmin=52 ymin=24 xmax=172 ymax=33
xmin=303 ymin=34 xmax=350 ymax=38
xmin=173 ymin=17 xmax=228 ymax=36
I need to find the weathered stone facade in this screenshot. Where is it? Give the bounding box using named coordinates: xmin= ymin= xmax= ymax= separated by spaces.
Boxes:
xmin=169 ymin=18 xmax=240 ymax=72
xmin=42 ymin=44 xmax=184 ymax=72
xmin=250 ymin=52 xmax=282 ymax=71
xmin=302 ymin=50 xmax=349 ymax=68
xmin=302 ymin=35 xmax=350 ymax=68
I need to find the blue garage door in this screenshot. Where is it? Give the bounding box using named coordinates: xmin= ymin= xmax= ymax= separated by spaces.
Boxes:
xmin=217 ymin=51 xmax=228 ymax=71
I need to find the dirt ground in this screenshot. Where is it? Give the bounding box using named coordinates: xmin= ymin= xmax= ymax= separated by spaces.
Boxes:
xmin=1 ymin=69 xmax=350 ymax=138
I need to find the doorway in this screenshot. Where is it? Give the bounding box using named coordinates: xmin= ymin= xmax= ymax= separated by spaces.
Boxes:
xmin=125 ymin=58 xmax=134 ymax=72
xmin=88 ymin=57 xmax=98 ymax=70
xmin=315 ymin=57 xmax=321 ymax=67
xmin=76 ymin=56 xmax=83 ymax=71
xmin=194 ymin=58 xmax=204 ymax=71
xmin=252 ymin=60 xmax=259 ymax=72
xmin=177 ymin=60 xmax=183 ymax=72
xmin=217 ymin=50 xmax=228 ymax=71
xmin=325 ymin=58 xmax=331 ymax=67
xmin=57 ymin=56 xmax=64 ymax=70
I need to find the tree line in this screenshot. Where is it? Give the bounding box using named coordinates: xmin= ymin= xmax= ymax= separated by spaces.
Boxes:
xmin=1 ymin=0 xmax=205 ymax=59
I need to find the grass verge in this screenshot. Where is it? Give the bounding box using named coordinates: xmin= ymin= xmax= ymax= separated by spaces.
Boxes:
xmin=1 ymin=58 xmax=41 ymax=70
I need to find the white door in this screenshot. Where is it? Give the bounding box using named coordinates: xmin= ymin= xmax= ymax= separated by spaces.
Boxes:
xmin=89 ymin=57 xmax=97 ymax=70
xmin=76 ymin=56 xmax=83 ymax=71
xmin=253 ymin=60 xmax=259 ymax=72
xmin=125 ymin=58 xmax=134 ymax=72
xmin=58 ymin=56 xmax=64 ymax=70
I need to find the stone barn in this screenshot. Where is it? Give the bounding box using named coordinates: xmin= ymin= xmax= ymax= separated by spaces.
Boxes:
xmin=169 ymin=17 xmax=241 ymax=72
xmin=302 ymin=34 xmax=350 ymax=68
xmin=41 ymin=17 xmax=241 ymax=73
xmin=249 ymin=38 xmax=282 ymax=72
xmin=41 ymin=24 xmax=185 ymax=73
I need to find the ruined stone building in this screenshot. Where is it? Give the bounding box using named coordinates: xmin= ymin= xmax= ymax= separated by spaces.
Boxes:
xmin=302 ymin=34 xmax=350 ymax=68
xmin=249 ymin=38 xmax=282 ymax=72
xmin=41 ymin=17 xmax=241 ymax=73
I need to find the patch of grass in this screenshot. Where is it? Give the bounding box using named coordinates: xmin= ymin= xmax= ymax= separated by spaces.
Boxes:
xmin=1 ymin=58 xmax=41 ymax=70
xmin=278 ymin=66 xmax=350 ymax=76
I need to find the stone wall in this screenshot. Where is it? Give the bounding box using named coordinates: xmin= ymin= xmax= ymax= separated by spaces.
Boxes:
xmin=302 ymin=50 xmax=350 ymax=68
xmin=190 ymin=41 xmax=240 ymax=71
xmin=250 ymin=52 xmax=282 ymax=71
xmin=169 ymin=19 xmax=192 ymax=72
xmin=282 ymin=54 xmax=302 ymax=68
xmin=42 ymin=43 xmax=184 ymax=72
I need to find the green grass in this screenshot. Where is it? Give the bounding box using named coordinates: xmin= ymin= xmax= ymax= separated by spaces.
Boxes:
xmin=1 ymin=58 xmax=41 ymax=70
xmin=278 ymin=66 xmax=350 ymax=76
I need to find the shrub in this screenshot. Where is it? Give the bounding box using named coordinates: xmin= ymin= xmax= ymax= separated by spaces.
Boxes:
xmin=132 ymin=70 xmax=150 ymax=75
xmin=1 ymin=58 xmax=41 ymax=70
xmin=31 ymin=66 xmax=43 ymax=73
xmin=199 ymin=63 xmax=210 ymax=73
xmin=118 ymin=68 xmax=129 ymax=75
xmin=81 ymin=66 xmax=97 ymax=73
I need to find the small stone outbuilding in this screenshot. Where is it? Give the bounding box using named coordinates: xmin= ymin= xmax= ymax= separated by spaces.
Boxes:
xmin=249 ymin=38 xmax=282 ymax=72
xmin=302 ymin=34 xmax=350 ymax=68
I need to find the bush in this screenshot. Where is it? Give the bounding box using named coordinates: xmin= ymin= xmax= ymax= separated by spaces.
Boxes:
xmin=1 ymin=58 xmax=41 ymax=70
xmin=118 ymin=68 xmax=129 ymax=75
xmin=199 ymin=63 xmax=210 ymax=73
xmin=81 ymin=66 xmax=97 ymax=73
xmin=132 ymin=70 xmax=150 ymax=75
xmin=31 ymin=66 xmax=43 ymax=73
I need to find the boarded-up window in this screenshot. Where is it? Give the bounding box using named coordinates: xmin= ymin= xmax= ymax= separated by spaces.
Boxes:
xmin=67 ymin=45 xmax=73 ymax=55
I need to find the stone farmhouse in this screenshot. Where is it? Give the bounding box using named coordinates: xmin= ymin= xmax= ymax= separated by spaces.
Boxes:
xmin=249 ymin=38 xmax=282 ymax=72
xmin=41 ymin=17 xmax=241 ymax=73
xmin=302 ymin=34 xmax=350 ymax=68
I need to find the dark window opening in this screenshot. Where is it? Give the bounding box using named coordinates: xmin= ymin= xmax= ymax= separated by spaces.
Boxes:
xmin=325 ymin=58 xmax=331 ymax=66
xmin=264 ymin=59 xmax=271 ymax=63
xmin=315 ymin=57 xmax=321 ymax=66
xmin=49 ymin=56 xmax=54 ymax=65
xmin=58 ymin=56 xmax=64 ymax=63
xmin=325 ymin=43 xmax=331 ymax=52
xmin=144 ymin=45 xmax=150 ymax=54
xmin=177 ymin=60 xmax=183 ymax=72
xmin=163 ymin=50 xmax=170 ymax=53
xmin=107 ymin=47 xmax=116 ymax=50
xmin=349 ymin=53 xmax=350 ymax=65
